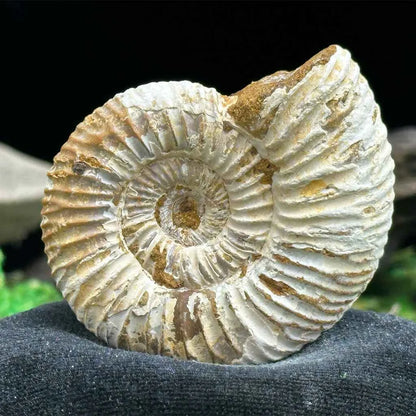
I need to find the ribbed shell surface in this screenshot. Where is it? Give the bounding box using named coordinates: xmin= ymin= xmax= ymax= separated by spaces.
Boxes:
xmin=41 ymin=45 xmax=394 ymax=364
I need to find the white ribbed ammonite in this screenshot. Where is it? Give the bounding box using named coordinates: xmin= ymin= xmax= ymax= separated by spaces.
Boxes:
xmin=41 ymin=45 xmax=395 ymax=364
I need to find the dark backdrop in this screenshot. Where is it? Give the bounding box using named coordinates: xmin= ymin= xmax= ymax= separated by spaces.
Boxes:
xmin=1 ymin=1 xmax=415 ymax=163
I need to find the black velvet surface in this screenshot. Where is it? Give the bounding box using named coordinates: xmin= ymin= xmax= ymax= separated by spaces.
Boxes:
xmin=0 ymin=301 xmax=415 ymax=416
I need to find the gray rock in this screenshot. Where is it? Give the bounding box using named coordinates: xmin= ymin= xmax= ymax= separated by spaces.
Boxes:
xmin=24 ymin=254 xmax=53 ymax=283
xmin=0 ymin=143 xmax=50 ymax=245
xmin=379 ymin=127 xmax=416 ymax=269
xmin=389 ymin=126 xmax=416 ymax=200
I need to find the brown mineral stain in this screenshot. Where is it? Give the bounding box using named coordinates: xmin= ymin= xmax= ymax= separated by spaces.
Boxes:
xmin=112 ymin=190 xmax=122 ymax=206
xmin=259 ymin=274 xmax=296 ymax=296
xmin=301 ymin=180 xmax=327 ymax=197
xmin=363 ymin=206 xmax=375 ymax=214
xmin=260 ymin=275 xmax=338 ymax=310
xmin=203 ymin=289 xmax=217 ymax=315
xmin=172 ymin=196 xmax=200 ymax=230
xmin=326 ymin=89 xmax=349 ymax=113
xmin=79 ymin=155 xmax=107 ymax=170
xmin=274 ymin=252 xmax=355 ymax=280
xmin=48 ymin=169 xmax=70 ymax=179
xmin=138 ymin=291 xmax=149 ymax=307
xmin=122 ymin=221 xmax=145 ymax=238
xmin=324 ymin=94 xmax=353 ymax=132
xmin=240 ymin=264 xmax=247 ymax=278
xmin=238 ymin=152 xmax=255 ymax=169
xmin=228 ymin=70 xmax=289 ymax=135
xmin=372 ymin=108 xmax=378 ymax=123
xmin=223 ymin=253 xmax=232 ymax=262
xmin=343 ymin=269 xmax=372 ymax=277
xmin=318 ymin=295 xmax=330 ymax=304
xmin=79 ymin=97 xmax=139 ymax=147
xmin=117 ymin=316 xmax=131 ymax=349
xmin=150 ymin=244 xmax=182 ymax=289
xmin=252 ymin=159 xmax=280 ymax=185
xmin=239 ymin=254 xmax=261 ymax=278
xmin=173 ymin=290 xmax=202 ymax=341
xmin=302 ymin=246 xmax=348 ymax=259
xmin=325 ymin=103 xmax=342 ymax=131
xmin=223 ymin=120 xmax=234 ymax=133
xmin=154 ymin=194 xmax=167 ymax=226
xmin=343 ymin=141 xmax=361 ymax=162
xmin=175 ymin=184 xmax=192 ymax=192
xmin=228 ymin=45 xmax=337 ymax=136
xmin=281 ymin=45 xmax=337 ymax=91
xmin=75 ymin=249 xmax=111 ymax=278
xmin=81 ymin=112 xmax=105 ymax=139
xmin=273 ymin=253 xmax=293 ymax=265
xmin=250 ymin=147 xmax=258 ymax=156
xmin=73 ymin=250 xmax=112 ymax=309
xmin=53 ymin=151 xmax=72 ymax=164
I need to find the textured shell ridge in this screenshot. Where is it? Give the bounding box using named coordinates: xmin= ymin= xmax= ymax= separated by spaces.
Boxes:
xmin=41 ymin=45 xmax=394 ymax=364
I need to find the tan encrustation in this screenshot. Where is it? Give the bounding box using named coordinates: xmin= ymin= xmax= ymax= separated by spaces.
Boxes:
xmin=41 ymin=45 xmax=395 ymax=364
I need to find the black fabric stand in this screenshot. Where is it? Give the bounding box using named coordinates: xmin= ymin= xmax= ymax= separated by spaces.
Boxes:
xmin=0 ymin=301 xmax=415 ymax=416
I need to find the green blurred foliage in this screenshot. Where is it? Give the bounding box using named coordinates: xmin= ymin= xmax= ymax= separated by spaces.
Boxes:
xmin=0 ymin=250 xmax=62 ymax=319
xmin=354 ymin=246 xmax=416 ymax=321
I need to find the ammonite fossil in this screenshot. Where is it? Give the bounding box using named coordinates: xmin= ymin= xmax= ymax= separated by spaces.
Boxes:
xmin=41 ymin=45 xmax=394 ymax=364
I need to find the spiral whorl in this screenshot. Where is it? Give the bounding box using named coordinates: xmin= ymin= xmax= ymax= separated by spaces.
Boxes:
xmin=41 ymin=45 xmax=394 ymax=364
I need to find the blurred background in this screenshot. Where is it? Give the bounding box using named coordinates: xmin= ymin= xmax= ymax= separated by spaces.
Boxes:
xmin=0 ymin=1 xmax=415 ymax=319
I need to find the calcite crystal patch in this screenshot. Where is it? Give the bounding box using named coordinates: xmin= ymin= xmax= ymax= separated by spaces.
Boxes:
xmin=41 ymin=45 xmax=394 ymax=364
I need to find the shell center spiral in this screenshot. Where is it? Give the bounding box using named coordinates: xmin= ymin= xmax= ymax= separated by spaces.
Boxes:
xmin=152 ymin=181 xmax=226 ymax=247
xmin=120 ymin=157 xmax=234 ymax=289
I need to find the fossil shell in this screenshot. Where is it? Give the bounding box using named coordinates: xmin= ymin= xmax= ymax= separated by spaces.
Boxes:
xmin=41 ymin=45 xmax=394 ymax=364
